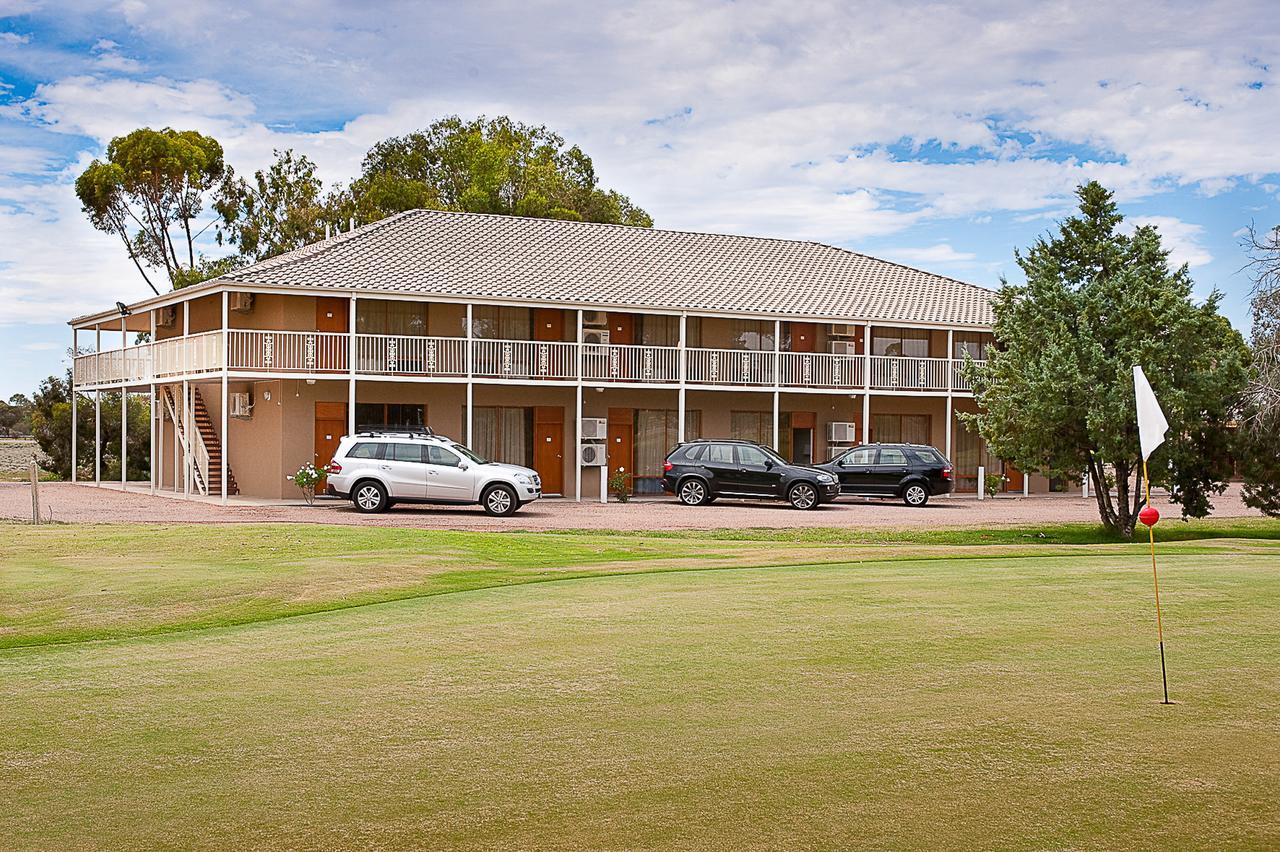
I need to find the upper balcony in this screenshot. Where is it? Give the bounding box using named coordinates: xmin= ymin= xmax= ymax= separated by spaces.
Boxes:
xmin=73 ymin=329 xmax=983 ymax=394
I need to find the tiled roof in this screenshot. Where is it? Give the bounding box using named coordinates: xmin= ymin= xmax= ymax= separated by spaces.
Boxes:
xmin=218 ymin=209 xmax=996 ymax=327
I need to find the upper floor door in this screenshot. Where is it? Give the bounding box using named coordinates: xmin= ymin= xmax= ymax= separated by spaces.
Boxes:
xmin=316 ymin=297 xmax=348 ymax=333
xmin=608 ymin=313 xmax=635 ymax=345
xmin=533 ymin=308 xmax=565 ymax=342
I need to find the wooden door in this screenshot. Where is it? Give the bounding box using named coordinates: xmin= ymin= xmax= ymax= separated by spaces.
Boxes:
xmin=314 ymin=401 xmax=347 ymax=489
xmin=607 ymin=407 xmax=635 ymax=494
xmin=791 ymin=322 xmax=817 ymax=352
xmin=608 ymin=313 xmax=635 ymax=345
xmin=1004 ymin=464 xmax=1024 ymax=492
xmin=534 ymin=406 xmax=565 ymax=495
xmin=533 ymin=309 xmax=565 ymax=342
xmin=316 ymin=298 xmax=348 ymax=333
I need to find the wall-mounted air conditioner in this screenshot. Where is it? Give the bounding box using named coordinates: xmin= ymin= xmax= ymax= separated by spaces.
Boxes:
xmin=230 ymin=292 xmax=255 ymax=313
xmin=583 ymin=329 xmax=611 ymax=346
xmin=829 ymin=341 xmax=857 ymax=356
xmin=156 ymin=306 xmax=177 ymax=328
xmin=580 ymin=443 xmax=608 ymax=466
xmin=580 ymin=417 xmax=608 ymax=440
xmin=229 ymin=392 xmax=253 ymax=419
xmin=829 ymin=323 xmax=859 ymax=338
xmin=827 ymin=421 xmax=858 ymax=443
xmin=583 ymin=310 xmax=609 ymax=328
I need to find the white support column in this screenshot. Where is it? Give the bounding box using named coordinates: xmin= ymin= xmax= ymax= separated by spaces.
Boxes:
xmin=157 ymin=384 xmax=165 ymax=493
xmin=677 ymin=313 xmax=689 ymax=443
xmin=862 ymin=321 xmax=872 ymax=445
xmin=149 ymin=384 xmax=156 ymax=494
xmin=70 ymin=327 xmax=78 ymax=484
xmin=348 ymin=295 xmax=357 ymax=436
xmin=944 ymin=395 xmax=953 ymax=463
xmin=149 ymin=309 xmax=157 ymax=494
xmin=945 ymin=328 xmax=954 ymax=471
xmin=220 ymin=291 xmax=229 ymax=504
xmin=183 ymin=379 xmax=191 ymax=498
xmin=977 ymin=465 xmax=986 ymax=500
xmin=1023 ymin=475 xmax=1030 ymax=498
xmin=172 ymin=388 xmax=179 ymax=493
xmin=772 ymin=319 xmax=781 ymax=451
xmin=120 ymin=317 xmax=128 ymax=490
xmin=94 ymin=388 xmax=101 ymax=485
xmin=575 ymin=308 xmax=584 ymax=503
xmin=465 ymin=304 xmax=474 ymax=447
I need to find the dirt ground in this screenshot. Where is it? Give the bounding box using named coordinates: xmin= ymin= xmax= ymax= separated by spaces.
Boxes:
xmin=0 ymin=480 xmax=1266 ymax=531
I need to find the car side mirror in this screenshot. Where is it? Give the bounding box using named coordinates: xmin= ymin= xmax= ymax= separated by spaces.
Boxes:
xmin=764 ymin=459 xmax=775 ymax=469
xmin=459 ymin=463 xmax=469 ymax=471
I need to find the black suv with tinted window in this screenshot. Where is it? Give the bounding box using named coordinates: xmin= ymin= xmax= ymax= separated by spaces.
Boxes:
xmin=815 ymin=443 xmax=953 ymax=506
xmin=661 ymin=439 xmax=841 ymax=509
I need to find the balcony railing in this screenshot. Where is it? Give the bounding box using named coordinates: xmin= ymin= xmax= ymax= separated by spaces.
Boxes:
xmin=73 ymin=331 xmax=984 ymax=393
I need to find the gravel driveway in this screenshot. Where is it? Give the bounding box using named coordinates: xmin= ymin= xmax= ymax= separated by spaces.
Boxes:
xmin=1 ymin=481 xmax=1266 ymax=531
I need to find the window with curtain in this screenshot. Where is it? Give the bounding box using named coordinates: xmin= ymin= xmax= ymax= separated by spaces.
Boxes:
xmin=872 ymin=328 xmax=930 ymax=357
xmin=872 ymin=414 xmax=930 ymax=445
xmin=640 ymin=315 xmax=679 ymax=346
xmin=953 ymin=332 xmax=993 ymax=360
xmin=356 ymin=300 xmax=428 ymax=336
xmin=730 ymin=411 xmax=771 ymax=444
xmin=472 ymin=306 xmax=532 ymax=340
xmin=633 ymin=409 xmax=701 ymax=494
xmin=355 ymin=402 xmax=425 ymax=431
xmin=730 ymin=320 xmax=774 ymax=351
xmin=952 ymin=414 xmax=998 ymax=493
xmin=471 ymin=406 xmax=533 ymax=466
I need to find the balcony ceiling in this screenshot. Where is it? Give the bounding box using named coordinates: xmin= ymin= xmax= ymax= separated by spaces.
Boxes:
xmin=206 ymin=209 xmax=995 ymax=327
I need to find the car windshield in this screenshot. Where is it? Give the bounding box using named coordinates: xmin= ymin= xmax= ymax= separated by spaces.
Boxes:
xmin=451 ymin=443 xmax=489 ymax=465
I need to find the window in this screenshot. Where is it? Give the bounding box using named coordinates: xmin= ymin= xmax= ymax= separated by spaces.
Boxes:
xmin=357 ymin=300 xmax=428 ymax=336
xmin=705 ymin=444 xmax=735 ymax=464
xmin=872 ymin=414 xmax=930 ymax=445
xmin=877 ymin=448 xmax=908 ymax=465
xmin=634 ymin=409 xmax=701 ymax=494
xmin=953 ymin=332 xmax=993 ymax=360
xmin=472 ymin=306 xmax=532 ymax=340
xmin=872 ymin=328 xmax=930 ymax=357
xmin=346 ymin=442 xmax=382 ymax=460
xmin=681 ymin=444 xmax=705 ymax=461
xmin=390 ymin=443 xmax=424 ymax=463
xmin=427 ymin=445 xmax=462 ymax=466
xmin=356 ymin=403 xmax=424 ymax=432
xmin=843 ymin=447 xmax=876 ymax=466
xmin=736 ymin=445 xmax=771 ymax=466
xmin=953 ymin=413 xmax=998 ymax=494
xmin=730 ymin=411 xmax=771 ymax=444
xmin=472 ymin=406 xmax=534 ymax=467
xmin=640 ymin=315 xmax=679 ymax=346
xmin=913 ymin=448 xmax=942 ymax=464
xmin=730 ymin=319 xmax=775 ymax=351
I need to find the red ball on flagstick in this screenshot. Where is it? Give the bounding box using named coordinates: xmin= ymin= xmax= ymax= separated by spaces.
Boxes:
xmin=1139 ymin=505 xmax=1160 ymax=527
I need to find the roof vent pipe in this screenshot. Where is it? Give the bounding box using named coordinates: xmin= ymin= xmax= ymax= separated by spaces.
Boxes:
xmin=348 ymin=217 xmax=355 ymax=232
xmin=325 ymin=223 xmax=331 ymax=240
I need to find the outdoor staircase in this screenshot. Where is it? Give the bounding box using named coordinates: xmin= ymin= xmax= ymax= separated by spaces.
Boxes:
xmin=162 ymin=386 xmax=239 ymax=497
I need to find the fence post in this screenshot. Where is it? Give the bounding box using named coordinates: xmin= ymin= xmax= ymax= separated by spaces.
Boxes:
xmin=1082 ymin=471 xmax=1090 ymax=499
xmin=977 ymin=464 xmax=985 ymax=501
xmin=30 ymin=456 xmax=40 ymax=524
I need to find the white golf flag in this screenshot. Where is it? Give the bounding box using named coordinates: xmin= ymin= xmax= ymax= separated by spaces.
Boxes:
xmin=1133 ymin=365 xmax=1169 ymax=461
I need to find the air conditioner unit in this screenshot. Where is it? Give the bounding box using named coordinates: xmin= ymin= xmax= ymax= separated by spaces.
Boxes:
xmin=229 ymin=292 xmax=255 ymax=313
xmin=229 ymin=392 xmax=253 ymax=419
xmin=829 ymin=323 xmax=859 ymax=338
xmin=829 ymin=341 xmax=857 ymax=356
xmin=827 ymin=421 xmax=858 ymax=443
xmin=580 ymin=417 xmax=608 ymax=440
xmin=580 ymin=443 xmax=608 ymax=466
xmin=156 ymin=306 xmax=177 ymax=328
xmin=583 ymin=329 xmax=611 ymax=346
xmin=583 ymin=310 xmax=609 ymax=328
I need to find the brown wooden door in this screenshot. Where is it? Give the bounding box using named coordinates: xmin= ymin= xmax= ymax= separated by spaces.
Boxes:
xmin=607 ymin=407 xmax=635 ymax=494
xmin=314 ymin=401 xmax=347 ymax=489
xmin=533 ymin=407 xmax=565 ymax=495
xmin=533 ymin=309 xmax=565 ymax=342
xmin=608 ymin=313 xmax=635 ymax=345
xmin=791 ymin=322 xmax=817 ymax=352
xmin=316 ymin=298 xmax=348 ymax=332
xmin=1004 ymin=464 xmax=1024 ymax=492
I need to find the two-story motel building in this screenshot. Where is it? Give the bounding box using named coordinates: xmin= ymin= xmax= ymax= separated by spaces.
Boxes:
xmin=69 ymin=209 xmax=1036 ymax=502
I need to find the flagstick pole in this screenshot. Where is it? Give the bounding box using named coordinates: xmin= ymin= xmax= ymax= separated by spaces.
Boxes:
xmin=1144 ymin=460 xmax=1172 ymax=704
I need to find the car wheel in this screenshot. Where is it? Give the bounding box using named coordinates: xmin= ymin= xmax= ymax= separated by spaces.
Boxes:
xmin=903 ymin=483 xmax=929 ymax=507
xmin=788 ymin=481 xmax=819 ymax=510
xmin=482 ymin=484 xmax=519 ymax=517
xmin=352 ymin=480 xmax=389 ymax=514
xmin=677 ymin=478 xmax=710 ymax=506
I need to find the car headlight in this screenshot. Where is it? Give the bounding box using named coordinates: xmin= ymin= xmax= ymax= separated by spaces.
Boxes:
xmin=514 ymin=474 xmax=533 ymax=485
xmin=816 ymin=473 xmax=835 ymax=483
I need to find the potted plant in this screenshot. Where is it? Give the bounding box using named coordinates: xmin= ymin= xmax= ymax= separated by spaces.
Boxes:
xmin=287 ymin=462 xmax=324 ymax=506
xmin=608 ymin=466 xmax=633 ymax=503
xmin=984 ymin=472 xmax=1008 ymax=499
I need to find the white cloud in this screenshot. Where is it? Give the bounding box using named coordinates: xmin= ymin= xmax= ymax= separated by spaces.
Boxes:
xmin=886 ymin=244 xmax=979 ymax=266
xmin=0 ymin=30 xmax=30 ymax=44
xmin=1127 ymin=216 xmax=1214 ymax=268
xmin=20 ymin=341 xmax=60 ymax=351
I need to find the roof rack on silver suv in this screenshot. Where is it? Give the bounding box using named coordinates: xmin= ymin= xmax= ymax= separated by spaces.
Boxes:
xmin=355 ymin=425 xmax=435 ymax=439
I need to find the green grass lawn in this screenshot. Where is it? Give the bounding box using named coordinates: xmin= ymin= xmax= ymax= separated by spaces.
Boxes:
xmin=3 ymin=521 xmax=1279 ymax=848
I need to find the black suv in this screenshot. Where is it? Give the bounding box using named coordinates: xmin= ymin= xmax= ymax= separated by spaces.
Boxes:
xmin=815 ymin=443 xmax=954 ymax=506
xmin=661 ymin=439 xmax=841 ymax=509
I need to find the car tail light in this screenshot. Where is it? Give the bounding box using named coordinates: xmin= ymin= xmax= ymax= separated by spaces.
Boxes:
xmin=942 ymin=467 xmax=952 ymax=480
xmin=326 ymin=461 xmax=342 ymax=474
xmin=663 ymin=461 xmax=673 ymax=472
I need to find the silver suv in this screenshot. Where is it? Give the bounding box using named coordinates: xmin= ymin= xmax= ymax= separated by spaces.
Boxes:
xmin=323 ymin=428 xmax=542 ymax=516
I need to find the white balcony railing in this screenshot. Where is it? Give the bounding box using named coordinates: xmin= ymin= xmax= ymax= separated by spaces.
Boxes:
xmin=72 ymin=330 xmax=984 ymax=394
xmin=582 ymin=343 xmax=680 ymax=383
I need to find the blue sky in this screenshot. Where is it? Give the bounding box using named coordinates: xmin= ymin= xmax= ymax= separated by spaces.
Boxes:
xmin=2 ymin=1 xmax=1278 ymax=398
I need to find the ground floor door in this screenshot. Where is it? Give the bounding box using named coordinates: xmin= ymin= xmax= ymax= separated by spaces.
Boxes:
xmin=789 ymin=411 xmax=816 ymax=464
xmin=607 ymin=407 xmax=635 ymax=495
xmin=314 ymin=401 xmax=347 ymax=489
xmin=1004 ymin=464 xmax=1024 ymax=492
xmin=533 ymin=407 xmax=564 ymax=495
